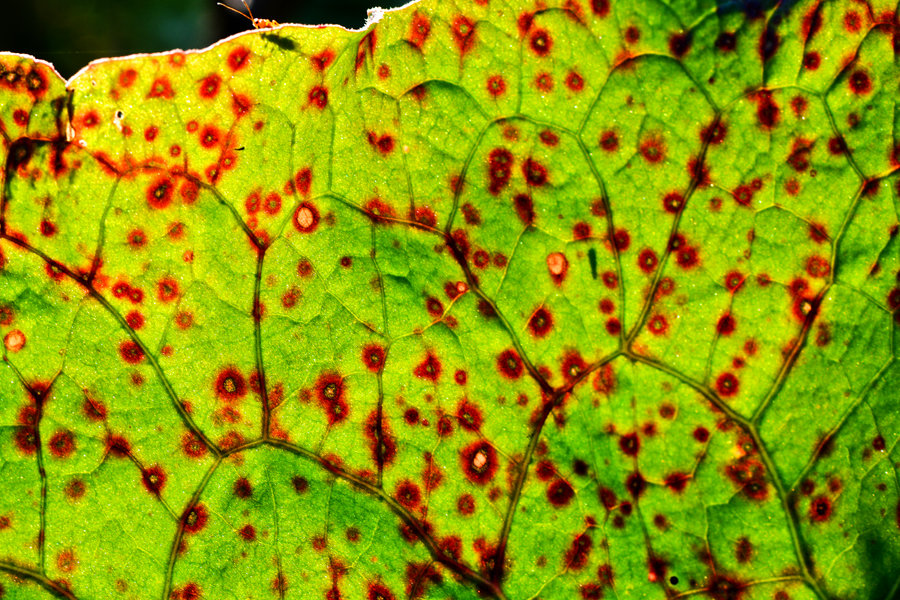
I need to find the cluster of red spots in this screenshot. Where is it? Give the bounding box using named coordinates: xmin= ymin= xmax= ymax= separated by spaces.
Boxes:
xmin=141 ymin=465 xmax=166 ymax=496
xmin=315 ymin=372 xmax=349 ymax=426
xmin=408 ymin=12 xmax=431 ymax=48
xmin=668 ymin=235 xmax=699 ymax=270
xmin=0 ymin=63 xmax=49 ymax=98
xmin=460 ymin=440 xmax=498 ymax=484
xmin=487 ymin=148 xmax=513 ymax=195
xmin=732 ymin=179 xmax=759 ymax=208
xmin=451 ymin=15 xmax=476 ymax=54
xmin=788 ymin=277 xmax=819 ymax=323
xmin=413 ymin=352 xmax=442 ymax=382
xmin=725 ymin=456 xmax=768 ymax=501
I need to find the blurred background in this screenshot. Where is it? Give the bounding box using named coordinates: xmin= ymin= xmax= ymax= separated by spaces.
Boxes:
xmin=0 ymin=0 xmax=408 ymax=78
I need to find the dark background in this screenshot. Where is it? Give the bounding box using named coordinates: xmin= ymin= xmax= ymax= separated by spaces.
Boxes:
xmin=0 ymin=0 xmax=407 ymax=78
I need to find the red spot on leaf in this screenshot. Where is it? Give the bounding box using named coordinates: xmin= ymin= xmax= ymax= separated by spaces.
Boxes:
xmin=848 ymin=69 xmax=872 ymax=95
xmin=48 ymin=430 xmax=75 ymax=459
xmin=497 ymin=349 xmax=524 ymax=379
xmin=548 ymin=478 xmax=575 ymax=507
xmin=228 ymin=47 xmax=250 ymax=70
xmin=451 ymin=16 xmax=476 ymax=54
xmin=118 ymin=340 xmax=144 ymax=364
xmin=182 ymin=503 xmax=208 ymax=534
xmin=198 ymin=73 xmax=221 ymax=99
xmin=147 ymin=176 xmax=174 ymax=209
xmin=716 ymin=372 xmax=739 ymax=397
xmin=147 ymin=77 xmax=174 ymax=99
xmin=315 ymin=372 xmax=349 ymax=426
xmin=529 ymin=29 xmax=553 ymax=56
xmin=141 ymin=465 xmax=166 ymax=495
xmin=460 ymin=440 xmax=498 ymax=485
xmin=413 ymin=352 xmax=442 ymax=382
xmin=214 ymin=367 xmax=247 ymax=402
xmin=293 ymin=202 xmax=320 ymax=233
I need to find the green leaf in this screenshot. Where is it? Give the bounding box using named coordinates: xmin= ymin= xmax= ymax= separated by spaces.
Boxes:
xmin=1 ymin=1 xmax=899 ymax=599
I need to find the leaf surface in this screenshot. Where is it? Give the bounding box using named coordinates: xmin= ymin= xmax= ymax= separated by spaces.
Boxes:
xmin=0 ymin=1 xmax=899 ymax=599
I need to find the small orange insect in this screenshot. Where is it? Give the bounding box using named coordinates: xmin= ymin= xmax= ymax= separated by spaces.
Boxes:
xmin=217 ymin=0 xmax=279 ymax=29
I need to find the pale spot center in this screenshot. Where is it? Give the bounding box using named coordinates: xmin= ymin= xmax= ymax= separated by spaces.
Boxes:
xmin=547 ymin=252 xmax=566 ymax=275
xmin=296 ymin=206 xmax=315 ymax=229
xmin=4 ymin=330 xmax=25 ymax=353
